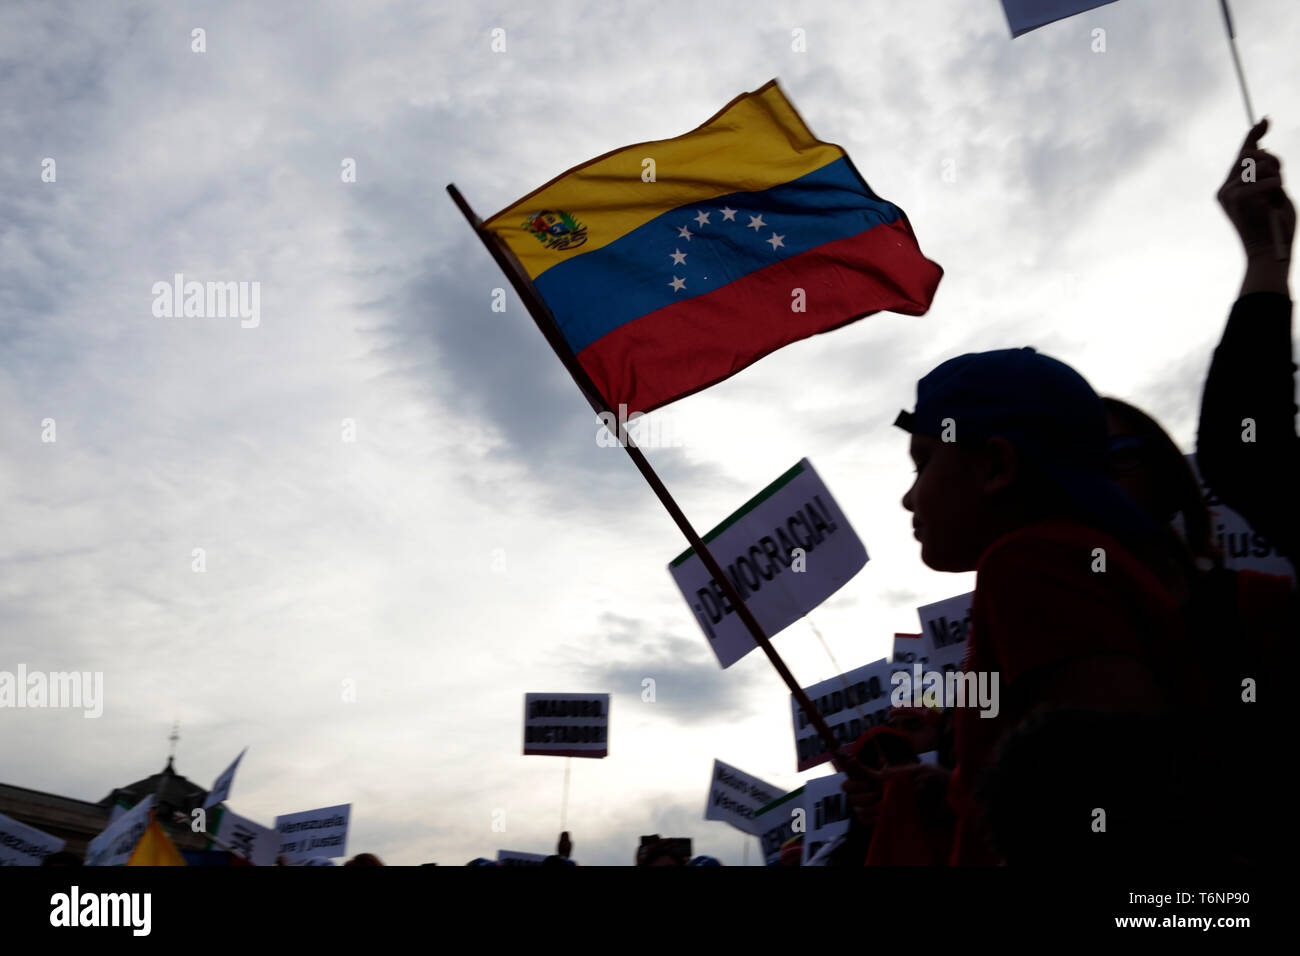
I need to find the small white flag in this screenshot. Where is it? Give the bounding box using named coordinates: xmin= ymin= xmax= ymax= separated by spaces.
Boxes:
xmin=1000 ymin=0 xmax=1121 ymax=38
xmin=203 ymin=747 xmax=247 ymax=809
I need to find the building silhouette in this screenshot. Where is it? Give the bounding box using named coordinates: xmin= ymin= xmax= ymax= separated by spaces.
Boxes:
xmin=0 ymin=756 xmax=213 ymax=860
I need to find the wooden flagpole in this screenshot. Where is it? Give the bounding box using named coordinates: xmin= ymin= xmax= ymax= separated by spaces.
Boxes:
xmin=447 ymin=183 xmax=858 ymax=777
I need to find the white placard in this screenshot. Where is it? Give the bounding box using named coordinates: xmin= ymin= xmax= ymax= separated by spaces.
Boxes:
xmin=791 ymin=658 xmax=904 ymax=772
xmin=523 ymin=693 xmax=609 ymax=758
xmin=890 ymin=632 xmax=924 ymax=665
xmin=801 ymin=773 xmax=852 ymax=865
xmin=85 ymin=795 xmax=153 ymax=867
xmin=915 ymin=593 xmax=973 ymax=672
xmin=903 ymin=592 xmax=975 ymax=706
xmin=703 ymin=760 xmax=784 ymax=836
xmin=1187 ymin=454 xmax=1294 ymax=583
xmin=0 ymin=812 xmax=65 ymax=866
xmin=751 ymin=787 xmax=805 ymax=866
xmin=212 ymin=807 xmax=279 ymax=866
xmin=669 ymin=459 xmax=868 ymax=669
xmin=275 ymin=803 xmax=350 ymax=862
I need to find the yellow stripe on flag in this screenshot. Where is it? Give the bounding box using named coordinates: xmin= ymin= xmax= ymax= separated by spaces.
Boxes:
xmin=125 ymin=815 xmax=188 ymax=866
xmin=483 ymin=80 xmax=843 ymax=281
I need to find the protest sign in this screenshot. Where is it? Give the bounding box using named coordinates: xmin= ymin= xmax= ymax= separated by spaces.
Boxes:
xmin=497 ymin=850 xmax=548 ymax=866
xmin=752 ymin=786 xmax=805 ymax=866
xmin=523 ymin=693 xmax=609 ymax=757
xmin=0 ymin=812 xmax=65 ymax=866
xmin=801 ymin=773 xmax=852 ymax=865
xmin=210 ymin=807 xmax=279 ymax=866
xmin=891 ymin=632 xmax=924 ymax=664
xmin=85 ymin=795 xmax=153 ymax=867
xmin=669 ymin=459 xmax=868 ymax=669
xmin=791 ymin=658 xmax=904 ymax=772
xmin=882 ymin=595 xmax=978 ymax=708
xmin=892 ymin=593 xmax=975 ymax=707
xmin=106 ymin=799 xmax=131 ymax=825
xmin=805 ymin=834 xmax=847 ymax=866
xmin=916 ymin=593 xmax=973 ymax=673
xmin=703 ymin=759 xmax=784 ymax=836
xmin=275 ymin=804 xmax=350 ymax=862
xmin=203 ymin=747 xmax=247 ymax=809
xmin=1187 ymin=454 xmax=1295 ymax=583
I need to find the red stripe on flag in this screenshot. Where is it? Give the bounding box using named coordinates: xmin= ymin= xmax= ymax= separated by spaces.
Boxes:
xmin=577 ymin=218 xmax=942 ymax=413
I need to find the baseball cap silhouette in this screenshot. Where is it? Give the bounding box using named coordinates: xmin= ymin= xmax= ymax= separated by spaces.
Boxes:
xmin=895 ymin=347 xmax=1155 ymax=537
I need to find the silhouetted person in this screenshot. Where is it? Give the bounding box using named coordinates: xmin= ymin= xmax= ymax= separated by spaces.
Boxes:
xmin=1199 ymin=118 xmax=1298 ymax=573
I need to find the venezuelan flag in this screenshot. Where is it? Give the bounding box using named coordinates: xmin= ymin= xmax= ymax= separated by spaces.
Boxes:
xmin=483 ymin=80 xmax=943 ymax=414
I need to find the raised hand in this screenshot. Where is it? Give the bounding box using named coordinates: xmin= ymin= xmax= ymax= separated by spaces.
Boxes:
xmin=1218 ymin=118 xmax=1295 ymax=270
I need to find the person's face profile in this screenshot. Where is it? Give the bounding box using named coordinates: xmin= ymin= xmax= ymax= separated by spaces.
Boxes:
xmin=902 ymin=434 xmax=988 ymax=571
xmin=1105 ymin=413 xmax=1158 ymax=519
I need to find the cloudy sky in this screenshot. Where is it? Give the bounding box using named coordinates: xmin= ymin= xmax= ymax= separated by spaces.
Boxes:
xmin=2 ymin=0 xmax=1296 ymax=865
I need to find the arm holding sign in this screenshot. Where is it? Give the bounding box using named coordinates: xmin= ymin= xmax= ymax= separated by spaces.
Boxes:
xmin=838 ymin=725 xmax=953 ymax=865
xmin=1199 ymin=119 xmax=1299 ymax=571
xmin=1218 ymin=120 xmax=1294 ymax=293
xmin=887 ymin=705 xmax=943 ymax=755
xmin=841 ymin=764 xmax=954 ymax=866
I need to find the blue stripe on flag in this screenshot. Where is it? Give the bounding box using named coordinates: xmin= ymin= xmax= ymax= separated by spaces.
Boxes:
xmin=534 ymin=157 xmax=903 ymax=355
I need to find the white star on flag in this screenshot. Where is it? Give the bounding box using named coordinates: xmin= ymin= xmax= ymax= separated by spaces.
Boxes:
xmin=720 ymin=206 xmax=737 ymax=221
xmin=669 ymin=249 xmax=687 ymax=265
xmin=766 ymin=232 xmax=785 ymax=250
xmin=669 ymin=276 xmax=686 ymax=291
xmin=677 ymin=225 xmax=693 ymax=240
xmin=694 ymin=211 xmax=711 ymax=227
xmin=748 ymin=215 xmax=765 ymax=231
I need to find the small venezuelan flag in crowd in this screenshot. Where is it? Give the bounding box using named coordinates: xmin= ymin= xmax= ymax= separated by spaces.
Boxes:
xmin=484 ymin=80 xmax=943 ymax=414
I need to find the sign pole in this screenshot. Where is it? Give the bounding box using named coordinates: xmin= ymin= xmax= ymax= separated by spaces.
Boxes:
xmin=1217 ymin=0 xmax=1287 ymax=260
xmin=807 ymin=617 xmax=872 ymax=726
xmin=1218 ymin=0 xmax=1255 ymax=125
xmin=447 ymin=184 xmax=857 ymax=776
xmin=561 ymin=756 xmax=571 ymax=831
